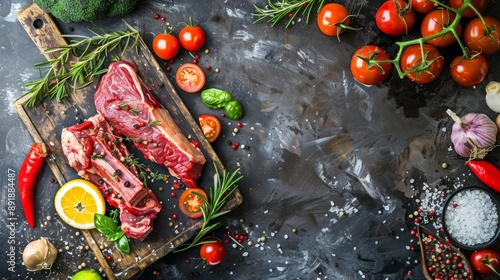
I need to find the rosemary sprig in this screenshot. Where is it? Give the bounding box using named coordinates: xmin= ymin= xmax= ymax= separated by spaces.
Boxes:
xmin=174 ymin=167 xmax=243 ymax=252
xmin=253 ymin=0 xmax=326 ymax=28
xmin=23 ymin=20 xmax=140 ymax=107
xmin=123 ymin=154 xmax=167 ymax=187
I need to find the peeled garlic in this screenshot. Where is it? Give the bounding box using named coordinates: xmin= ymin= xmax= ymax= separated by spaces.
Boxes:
xmin=485 ymin=81 xmax=500 ymax=113
xmin=22 ymin=237 xmax=58 ymax=271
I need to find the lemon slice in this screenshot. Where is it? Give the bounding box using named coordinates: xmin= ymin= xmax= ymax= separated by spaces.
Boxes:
xmin=54 ymin=179 xmax=106 ymax=229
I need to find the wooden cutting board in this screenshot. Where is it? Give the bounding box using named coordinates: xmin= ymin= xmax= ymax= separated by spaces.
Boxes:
xmin=16 ymin=4 xmax=243 ymax=279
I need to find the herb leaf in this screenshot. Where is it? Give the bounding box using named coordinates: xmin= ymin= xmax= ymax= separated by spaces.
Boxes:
xmin=201 ymin=88 xmax=233 ymax=109
xmin=117 ymin=235 xmax=131 ymax=254
xmin=94 ymin=211 xmax=131 ymax=254
xmin=94 ymin=213 xmax=118 ymax=235
xmin=23 ymin=20 xmax=140 ymax=107
xmin=224 ymin=100 xmax=244 ymax=120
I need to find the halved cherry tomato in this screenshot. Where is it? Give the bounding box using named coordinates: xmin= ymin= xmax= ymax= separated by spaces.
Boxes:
xmin=317 ymin=3 xmax=351 ymax=37
xmin=152 ymin=33 xmax=180 ymax=60
xmin=400 ymin=44 xmax=444 ymax=84
xmin=411 ymin=0 xmax=435 ymax=14
xmin=179 ymin=23 xmax=206 ymax=52
xmin=198 ymin=114 xmax=221 ymax=143
xmin=350 ymin=45 xmax=393 ymax=86
xmin=375 ymin=0 xmax=415 ymax=36
xmin=179 ymin=188 xmax=207 ymax=218
xmin=464 ymin=16 xmax=500 ymax=56
xmin=421 ymin=9 xmax=461 ymax=48
xmin=450 ymin=54 xmax=488 ymax=87
xmin=175 ymin=63 xmax=206 ymax=93
xmin=449 ymin=0 xmax=488 ymax=18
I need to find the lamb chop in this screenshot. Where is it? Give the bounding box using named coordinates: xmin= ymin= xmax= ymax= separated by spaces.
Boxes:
xmin=61 ymin=114 xmax=161 ymax=241
xmin=94 ymin=61 xmax=206 ymax=188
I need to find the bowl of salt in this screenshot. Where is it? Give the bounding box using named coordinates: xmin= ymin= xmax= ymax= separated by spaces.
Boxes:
xmin=442 ymin=186 xmax=500 ymax=251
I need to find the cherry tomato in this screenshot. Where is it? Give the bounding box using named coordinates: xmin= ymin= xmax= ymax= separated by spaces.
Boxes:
xmin=178 ymin=188 xmax=207 ymax=218
xmin=400 ymin=44 xmax=444 ymax=84
xmin=375 ymin=0 xmax=415 ymax=36
xmin=464 ymin=16 xmax=500 ymax=56
xmin=411 ymin=0 xmax=435 ymax=14
xmin=152 ymin=33 xmax=180 ymax=60
xmin=198 ymin=114 xmax=221 ymax=143
xmin=175 ymin=63 xmax=206 ymax=93
xmin=421 ymin=9 xmax=461 ymax=48
xmin=450 ymin=54 xmax=488 ymax=87
xmin=317 ymin=3 xmax=350 ymax=37
xmin=179 ymin=24 xmax=206 ymax=52
xmin=350 ymin=45 xmax=393 ymax=86
xmin=449 ymin=0 xmax=488 ymax=18
xmin=470 ymin=248 xmax=500 ymax=274
xmin=200 ymin=240 xmax=226 ymax=266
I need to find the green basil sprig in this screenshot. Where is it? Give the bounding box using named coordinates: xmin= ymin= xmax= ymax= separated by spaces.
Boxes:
xmin=94 ymin=209 xmax=130 ymax=254
xmin=201 ymin=88 xmax=244 ymax=120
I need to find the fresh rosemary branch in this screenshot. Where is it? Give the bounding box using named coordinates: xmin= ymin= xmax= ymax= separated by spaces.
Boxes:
xmin=23 ymin=20 xmax=140 ymax=107
xmin=124 ymin=154 xmax=167 ymax=187
xmin=174 ymin=167 xmax=243 ymax=252
xmin=253 ymin=0 xmax=326 ymax=28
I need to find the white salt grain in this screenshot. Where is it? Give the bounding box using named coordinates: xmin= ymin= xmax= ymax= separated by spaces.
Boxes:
xmin=444 ymin=189 xmax=498 ymax=246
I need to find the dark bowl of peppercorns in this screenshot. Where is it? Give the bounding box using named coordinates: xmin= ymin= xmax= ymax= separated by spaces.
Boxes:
xmin=442 ymin=186 xmax=500 ymax=251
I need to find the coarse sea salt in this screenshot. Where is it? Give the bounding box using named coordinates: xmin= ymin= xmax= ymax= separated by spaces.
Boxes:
xmin=444 ymin=189 xmax=499 ymax=246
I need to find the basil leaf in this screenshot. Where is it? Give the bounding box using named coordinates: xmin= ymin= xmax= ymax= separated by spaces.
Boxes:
xmin=224 ymin=100 xmax=244 ymax=120
xmin=107 ymin=230 xmax=124 ymax=242
xmin=116 ymin=235 xmax=130 ymax=254
xmin=94 ymin=213 xmax=118 ymax=235
xmin=201 ymin=88 xmax=232 ymax=109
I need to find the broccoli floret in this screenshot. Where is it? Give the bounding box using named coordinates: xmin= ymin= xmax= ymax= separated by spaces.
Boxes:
xmin=34 ymin=0 xmax=139 ymax=23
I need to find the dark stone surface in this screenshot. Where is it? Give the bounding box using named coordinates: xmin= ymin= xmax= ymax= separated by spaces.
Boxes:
xmin=2 ymin=0 xmax=500 ymax=279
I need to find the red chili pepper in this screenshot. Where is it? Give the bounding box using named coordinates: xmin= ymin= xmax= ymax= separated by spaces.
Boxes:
xmin=18 ymin=142 xmax=49 ymax=228
xmin=67 ymin=120 xmax=94 ymax=132
xmin=466 ymin=160 xmax=500 ymax=192
xmin=84 ymin=138 xmax=94 ymax=157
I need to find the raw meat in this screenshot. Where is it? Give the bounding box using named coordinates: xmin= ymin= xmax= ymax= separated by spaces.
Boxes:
xmin=94 ymin=61 xmax=206 ymax=188
xmin=61 ymin=114 xmax=161 ymax=241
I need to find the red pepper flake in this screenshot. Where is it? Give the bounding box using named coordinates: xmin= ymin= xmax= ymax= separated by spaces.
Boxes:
xmin=191 ymin=139 xmax=199 ymax=148
xmin=453 ymin=203 xmax=458 ymax=208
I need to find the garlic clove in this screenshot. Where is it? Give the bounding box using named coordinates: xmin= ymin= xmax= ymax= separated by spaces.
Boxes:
xmin=485 ymin=81 xmax=500 ymax=113
xmin=22 ymin=237 xmax=57 ymax=271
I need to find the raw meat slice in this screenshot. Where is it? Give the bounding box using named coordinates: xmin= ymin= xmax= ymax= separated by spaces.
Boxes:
xmin=94 ymin=61 xmax=206 ymax=188
xmin=61 ymin=114 xmax=161 ymax=241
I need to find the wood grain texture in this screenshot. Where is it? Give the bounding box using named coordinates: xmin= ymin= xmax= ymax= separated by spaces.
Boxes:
xmin=15 ymin=3 xmax=242 ymax=279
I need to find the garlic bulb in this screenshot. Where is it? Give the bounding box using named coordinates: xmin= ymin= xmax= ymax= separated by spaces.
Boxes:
xmin=22 ymin=237 xmax=58 ymax=271
xmin=447 ymin=109 xmax=498 ymax=159
xmin=486 ymin=81 xmax=500 ymax=113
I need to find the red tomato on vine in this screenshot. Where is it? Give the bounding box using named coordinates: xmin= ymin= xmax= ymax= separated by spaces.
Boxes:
xmin=450 ymin=54 xmax=488 ymax=87
xmin=152 ymin=33 xmax=180 ymax=60
xmin=449 ymin=0 xmax=488 ymax=18
xmin=421 ymin=9 xmax=461 ymax=48
xmin=411 ymin=0 xmax=435 ymax=14
xmin=375 ymin=0 xmax=415 ymax=36
xmin=400 ymin=44 xmax=444 ymax=84
xmin=350 ymin=45 xmax=393 ymax=86
xmin=316 ymin=3 xmax=352 ymax=38
xmin=464 ymin=16 xmax=500 ymax=56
